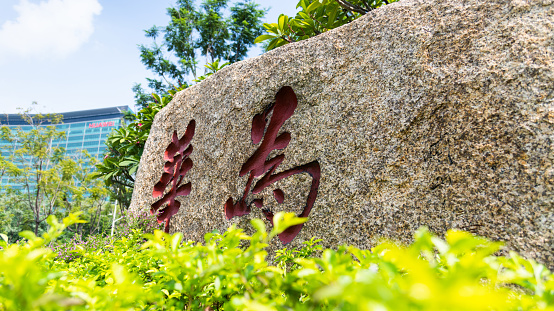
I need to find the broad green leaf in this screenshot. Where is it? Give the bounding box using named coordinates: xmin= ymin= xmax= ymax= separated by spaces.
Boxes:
xmin=170 ymin=232 xmax=183 ymax=252
xmin=278 ymin=14 xmax=287 ymax=32
xmin=270 ymin=212 xmax=307 ymax=238
xmin=306 ymin=1 xmax=322 ymax=13
xmin=129 ymin=165 xmax=138 ymax=175
xmin=327 ymin=6 xmax=338 ymax=28
xmin=254 ymin=34 xmax=276 ymax=43
xmin=119 ymin=160 xmax=135 ymax=167
xmin=0 ymin=233 xmax=8 ymax=244
xmin=19 ymin=230 xmax=37 ymax=241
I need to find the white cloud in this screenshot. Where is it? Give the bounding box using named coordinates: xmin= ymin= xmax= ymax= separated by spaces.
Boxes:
xmin=0 ymin=0 xmax=102 ymax=59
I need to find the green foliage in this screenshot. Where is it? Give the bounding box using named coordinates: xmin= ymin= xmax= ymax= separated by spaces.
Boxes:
xmin=0 ymin=108 xmax=112 ymax=237
xmin=96 ymin=60 xmax=228 ymax=202
xmin=63 ymin=152 xmax=113 ymax=237
xmin=275 ymin=237 xmax=323 ymax=272
xmin=255 ymin=0 xmax=396 ymax=51
xmin=134 ymin=0 xmax=266 ymax=107
xmin=1 ymin=212 xmax=554 ymax=310
xmin=193 ymin=59 xmax=230 ymax=82
xmin=0 ymin=213 xmax=86 ymax=310
xmin=50 ymin=210 xmax=162 ymax=263
xmin=94 ymin=92 xmax=175 ymax=208
xmin=0 ymin=197 xmax=35 ymax=243
xmin=99 ymin=0 xmax=266 ymax=199
xmin=228 ymin=1 xmax=267 ymax=63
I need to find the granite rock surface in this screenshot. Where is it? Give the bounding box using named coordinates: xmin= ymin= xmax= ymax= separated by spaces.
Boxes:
xmin=130 ymin=0 xmax=554 ymax=266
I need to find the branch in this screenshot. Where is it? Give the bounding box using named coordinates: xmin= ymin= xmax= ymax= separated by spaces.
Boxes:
xmin=333 ymin=0 xmax=370 ymax=14
xmin=122 ymin=170 xmax=135 ymax=183
xmin=46 ymin=177 xmax=64 ymax=217
xmin=34 ymin=159 xmax=44 ymax=219
xmin=21 ymin=167 xmax=38 ymax=219
xmin=111 ymin=178 xmax=134 ymax=189
xmin=306 ymin=13 xmax=323 ymax=34
xmin=361 ymin=0 xmax=372 ymax=11
xmin=91 ymin=198 xmax=105 ymax=235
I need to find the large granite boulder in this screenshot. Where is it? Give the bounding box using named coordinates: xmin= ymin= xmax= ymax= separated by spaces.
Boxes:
xmin=130 ymin=0 xmax=554 ymax=266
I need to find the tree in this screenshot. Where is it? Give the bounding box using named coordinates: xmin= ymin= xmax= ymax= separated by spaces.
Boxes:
xmin=255 ymin=0 xmax=396 ymax=50
xmin=133 ymin=0 xmax=266 ymax=108
xmin=63 ymin=151 xmax=112 ymax=236
xmin=228 ymin=1 xmax=266 ymax=63
xmin=0 ymin=109 xmax=111 ymax=237
xmin=96 ymin=0 xmax=267 ymax=202
xmin=94 ymin=94 xmax=171 ymax=209
xmin=0 ymin=195 xmax=33 ymax=242
xmin=0 ymin=112 xmax=68 ymax=235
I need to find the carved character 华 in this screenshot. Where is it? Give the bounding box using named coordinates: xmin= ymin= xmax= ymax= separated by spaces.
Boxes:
xmin=151 ymin=120 xmax=195 ymax=232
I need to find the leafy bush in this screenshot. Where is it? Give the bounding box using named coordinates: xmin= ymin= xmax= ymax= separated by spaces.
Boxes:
xmin=1 ymin=212 xmax=553 ymax=310
xmin=117 ymin=208 xmax=164 ymax=235
xmin=50 ymin=209 xmax=162 ymax=263
xmin=256 ymin=0 xmax=397 ymax=51
xmin=275 ymin=237 xmax=323 ymax=272
xmin=93 ymin=93 xmax=171 ymax=208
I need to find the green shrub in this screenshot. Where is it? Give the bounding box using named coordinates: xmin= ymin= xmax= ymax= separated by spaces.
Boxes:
xmin=1 ymin=212 xmax=553 ymax=310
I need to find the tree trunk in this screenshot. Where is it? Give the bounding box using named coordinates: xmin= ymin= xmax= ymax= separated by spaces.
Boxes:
xmin=34 ymin=218 xmax=39 ymax=236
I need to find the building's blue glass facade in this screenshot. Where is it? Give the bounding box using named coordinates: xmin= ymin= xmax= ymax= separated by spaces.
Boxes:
xmin=0 ymin=106 xmax=131 ymax=190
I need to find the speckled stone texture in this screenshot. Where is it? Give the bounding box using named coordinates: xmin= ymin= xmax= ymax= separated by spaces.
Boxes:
xmin=130 ymin=0 xmax=554 ymax=267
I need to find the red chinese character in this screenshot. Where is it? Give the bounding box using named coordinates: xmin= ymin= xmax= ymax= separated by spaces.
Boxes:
xmin=225 ymin=86 xmax=321 ymax=244
xmin=151 ymin=120 xmax=195 ymax=232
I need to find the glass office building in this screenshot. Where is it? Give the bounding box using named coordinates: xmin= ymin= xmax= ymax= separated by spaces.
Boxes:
xmin=0 ymin=106 xmax=131 ymax=189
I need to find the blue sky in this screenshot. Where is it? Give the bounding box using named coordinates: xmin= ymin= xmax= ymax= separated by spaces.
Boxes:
xmin=0 ymin=0 xmax=299 ymax=114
